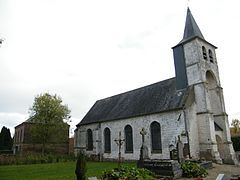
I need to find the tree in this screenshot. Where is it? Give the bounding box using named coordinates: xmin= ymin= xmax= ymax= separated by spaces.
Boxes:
xmin=231 ymin=119 xmax=240 ymax=134
xmin=0 ymin=126 xmax=13 ymax=150
xmin=75 ymin=151 xmax=87 ymax=180
xmin=29 ymin=93 xmax=71 ymax=155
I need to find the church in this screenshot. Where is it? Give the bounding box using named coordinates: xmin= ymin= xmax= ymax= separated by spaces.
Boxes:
xmin=74 ymin=8 xmax=237 ymax=164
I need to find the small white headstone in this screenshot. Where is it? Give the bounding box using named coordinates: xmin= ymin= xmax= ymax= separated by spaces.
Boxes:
xmin=216 ymin=174 xmax=229 ymax=180
xmin=88 ymin=177 xmax=98 ymax=180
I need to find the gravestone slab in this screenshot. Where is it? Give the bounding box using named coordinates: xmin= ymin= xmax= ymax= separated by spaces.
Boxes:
xmin=88 ymin=177 xmax=98 ymax=180
xmin=216 ymin=174 xmax=229 ymax=180
xmin=143 ymin=159 xmax=182 ymax=179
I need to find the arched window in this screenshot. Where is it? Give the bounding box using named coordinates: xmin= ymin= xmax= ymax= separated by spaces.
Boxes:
xmin=208 ymin=49 xmax=214 ymax=63
xmin=104 ymin=128 xmax=111 ymax=153
xmin=124 ymin=125 xmax=133 ymax=153
xmin=202 ymin=46 xmax=207 ymax=60
xmin=86 ymin=129 xmax=93 ymax=151
xmin=150 ymin=121 xmax=162 ymax=153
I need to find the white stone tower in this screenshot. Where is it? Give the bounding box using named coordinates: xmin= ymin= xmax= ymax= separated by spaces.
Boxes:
xmin=172 ymin=8 xmax=237 ymax=164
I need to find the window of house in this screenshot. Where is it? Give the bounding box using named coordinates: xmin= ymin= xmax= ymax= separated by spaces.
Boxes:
xmin=202 ymin=46 xmax=207 ymax=60
xmin=86 ymin=129 xmax=93 ymax=151
xmin=208 ymin=49 xmax=214 ymax=63
xmin=19 ymin=130 xmax=22 ymax=143
xmin=124 ymin=125 xmax=133 ymax=153
xmin=104 ymin=128 xmax=111 ymax=153
xmin=150 ymin=121 xmax=162 ymax=153
xmin=15 ymin=132 xmax=17 ymax=143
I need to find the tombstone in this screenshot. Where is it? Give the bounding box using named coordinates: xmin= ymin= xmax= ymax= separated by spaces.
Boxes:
xmin=137 ymin=128 xmax=149 ymax=168
xmin=140 ymin=128 xmax=149 ymax=159
xmin=143 ymin=159 xmax=182 ymax=179
xmin=170 ymin=149 xmax=178 ymax=160
xmin=114 ymin=131 xmax=125 ymax=169
xmin=177 ymin=136 xmax=184 ymax=163
xmin=88 ymin=177 xmax=98 ymax=180
xmin=230 ymin=175 xmax=240 ymax=180
xmin=216 ymin=174 xmax=229 ymax=180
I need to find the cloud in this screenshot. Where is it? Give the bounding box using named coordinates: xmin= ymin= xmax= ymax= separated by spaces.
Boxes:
xmin=0 ymin=112 xmax=28 ymax=137
xmin=118 ymin=29 xmax=156 ymax=49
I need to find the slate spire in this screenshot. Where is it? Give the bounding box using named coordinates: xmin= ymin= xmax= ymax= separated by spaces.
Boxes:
xmin=181 ymin=8 xmax=204 ymax=42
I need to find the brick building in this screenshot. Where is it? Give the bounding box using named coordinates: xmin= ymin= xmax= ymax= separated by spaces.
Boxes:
xmin=13 ymin=119 xmax=69 ymax=154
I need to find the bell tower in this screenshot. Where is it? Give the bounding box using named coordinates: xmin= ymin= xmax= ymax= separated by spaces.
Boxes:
xmin=172 ymin=8 xmax=237 ymax=164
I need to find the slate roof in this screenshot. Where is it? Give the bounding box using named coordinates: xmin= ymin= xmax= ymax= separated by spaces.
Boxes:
xmin=180 ymin=8 xmax=204 ymax=44
xmin=173 ymin=8 xmax=217 ymax=49
xmin=78 ymin=78 xmax=188 ymax=126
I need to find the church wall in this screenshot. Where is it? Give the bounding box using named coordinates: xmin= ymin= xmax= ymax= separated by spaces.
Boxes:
xmin=185 ymin=102 xmax=200 ymax=159
xmin=75 ymin=123 xmax=101 ymax=158
xmin=77 ymin=110 xmax=189 ymax=161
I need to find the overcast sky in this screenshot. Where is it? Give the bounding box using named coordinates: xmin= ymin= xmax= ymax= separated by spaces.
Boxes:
xmin=1 ymin=0 xmax=240 ymax=137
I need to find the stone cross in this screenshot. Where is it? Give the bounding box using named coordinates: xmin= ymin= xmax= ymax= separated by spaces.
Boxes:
xmin=177 ymin=136 xmax=184 ymax=163
xmin=140 ymin=128 xmax=149 ymax=160
xmin=140 ymin=128 xmax=147 ymax=145
xmin=114 ymin=131 xmax=125 ymax=168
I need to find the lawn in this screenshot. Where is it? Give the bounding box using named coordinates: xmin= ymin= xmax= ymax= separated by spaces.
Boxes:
xmin=0 ymin=161 xmax=136 ymax=180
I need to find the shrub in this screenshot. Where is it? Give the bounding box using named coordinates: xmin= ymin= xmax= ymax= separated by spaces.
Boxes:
xmin=231 ymin=136 xmax=240 ymax=151
xmin=181 ymin=161 xmax=208 ymax=178
xmin=101 ymin=166 xmax=156 ymax=180
xmin=75 ymin=151 xmax=87 ymax=180
xmin=0 ymin=153 xmax=77 ymax=166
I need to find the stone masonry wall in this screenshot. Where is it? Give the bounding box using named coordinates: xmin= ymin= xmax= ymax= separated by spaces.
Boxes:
xmin=76 ymin=110 xmax=190 ymax=161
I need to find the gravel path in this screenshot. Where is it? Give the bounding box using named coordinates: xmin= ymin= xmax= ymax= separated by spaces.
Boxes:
xmin=206 ymin=163 xmax=240 ymax=179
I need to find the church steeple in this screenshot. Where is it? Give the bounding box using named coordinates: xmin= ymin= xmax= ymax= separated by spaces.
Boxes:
xmin=181 ymin=8 xmax=204 ymax=43
xmin=172 ymin=8 xmax=212 ymax=90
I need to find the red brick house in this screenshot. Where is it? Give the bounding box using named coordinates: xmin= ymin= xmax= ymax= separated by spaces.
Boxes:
xmin=13 ymin=119 xmax=70 ymax=154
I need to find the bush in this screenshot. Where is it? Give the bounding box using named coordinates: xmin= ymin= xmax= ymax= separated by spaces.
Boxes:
xmin=0 ymin=153 xmax=77 ymax=166
xmin=75 ymin=151 xmax=87 ymax=180
xmin=101 ymin=166 xmax=156 ymax=180
xmin=181 ymin=161 xmax=208 ymax=178
xmin=231 ymin=136 xmax=240 ymax=151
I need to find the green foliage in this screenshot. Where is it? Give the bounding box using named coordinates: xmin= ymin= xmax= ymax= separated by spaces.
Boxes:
xmin=181 ymin=161 xmax=208 ymax=178
xmin=29 ymin=93 xmax=71 ymax=154
xmin=0 ymin=126 xmax=13 ymax=150
xmin=231 ymin=119 xmax=240 ymax=133
xmin=101 ymin=166 xmax=156 ymax=180
xmin=0 ymin=153 xmax=76 ymax=166
xmin=231 ymin=136 xmax=240 ymax=151
xmin=75 ymin=151 xmax=87 ymax=179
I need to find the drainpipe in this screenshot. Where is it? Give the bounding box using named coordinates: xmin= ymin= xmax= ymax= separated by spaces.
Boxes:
xmin=183 ymin=106 xmax=191 ymax=159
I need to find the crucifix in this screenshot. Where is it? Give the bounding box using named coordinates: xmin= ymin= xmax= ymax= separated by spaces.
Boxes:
xmin=140 ymin=128 xmax=147 ymax=145
xmin=114 ymin=131 xmax=125 ymax=169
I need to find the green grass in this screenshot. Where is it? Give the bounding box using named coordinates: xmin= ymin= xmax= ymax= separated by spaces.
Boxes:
xmin=0 ymin=161 xmax=136 ymax=180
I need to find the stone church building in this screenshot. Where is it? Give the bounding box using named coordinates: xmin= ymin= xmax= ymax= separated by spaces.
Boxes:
xmin=74 ymin=8 xmax=237 ymax=164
